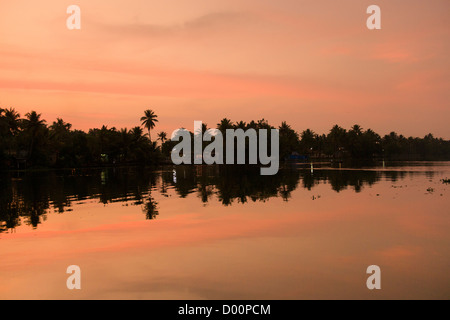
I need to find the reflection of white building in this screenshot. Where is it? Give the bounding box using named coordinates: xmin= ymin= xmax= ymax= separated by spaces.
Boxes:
xmin=194 ymin=154 xmax=203 ymax=163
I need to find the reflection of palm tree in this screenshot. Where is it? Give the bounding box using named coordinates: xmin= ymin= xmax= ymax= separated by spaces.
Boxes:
xmin=140 ymin=109 xmax=158 ymax=141
xmin=197 ymin=182 xmax=214 ymax=203
xmin=143 ymin=196 xmax=159 ymax=220
xmin=160 ymin=179 xmax=168 ymax=195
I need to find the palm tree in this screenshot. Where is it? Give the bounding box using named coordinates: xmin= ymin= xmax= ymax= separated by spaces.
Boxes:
xmin=140 ymin=109 xmax=158 ymax=141
xmin=0 ymin=109 xmax=8 ymax=147
xmin=23 ymin=111 xmax=46 ymax=157
xmin=50 ymin=118 xmax=72 ymax=132
xmin=279 ymin=122 xmax=300 ymax=159
xmin=300 ymin=129 xmax=317 ymax=155
xmin=201 ymin=123 xmax=208 ymax=134
xmin=217 ymin=118 xmax=233 ymax=133
xmin=350 ymin=124 xmax=363 ymax=136
xmin=327 ymin=125 xmax=347 ymax=154
xmin=235 ymin=121 xmax=247 ymax=130
xmin=25 ymin=111 xmax=45 ymax=129
xmin=279 ymin=121 xmax=292 ymax=132
xmin=256 ymin=118 xmax=271 ymax=129
xmin=130 ymin=126 xmax=144 ymax=141
xmin=119 ymin=128 xmax=130 ymax=160
xmin=3 ymin=107 xmax=21 ymax=135
xmin=49 ymin=118 xmax=72 ymax=152
xmin=157 ymin=131 xmax=167 ymax=144
xmin=0 ymin=108 xmax=5 ymax=131
xmin=348 ymin=125 xmax=363 ymax=158
xmin=49 ymin=118 xmax=72 ymax=143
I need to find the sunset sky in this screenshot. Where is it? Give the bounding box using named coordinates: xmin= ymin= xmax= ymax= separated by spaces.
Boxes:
xmin=0 ymin=0 xmax=449 ymax=138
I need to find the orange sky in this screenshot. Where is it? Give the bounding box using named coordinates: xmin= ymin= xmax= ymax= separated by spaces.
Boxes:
xmin=0 ymin=0 xmax=449 ymax=138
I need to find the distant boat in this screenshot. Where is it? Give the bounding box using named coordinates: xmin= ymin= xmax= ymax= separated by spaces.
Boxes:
xmin=287 ymin=152 xmax=308 ymax=161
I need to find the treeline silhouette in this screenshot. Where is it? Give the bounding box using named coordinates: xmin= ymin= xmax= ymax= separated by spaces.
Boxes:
xmin=158 ymin=119 xmax=450 ymax=162
xmin=0 ymin=108 xmax=162 ymax=169
xmin=1 ymin=107 xmax=450 ymax=170
xmin=1 ymin=165 xmax=431 ymax=232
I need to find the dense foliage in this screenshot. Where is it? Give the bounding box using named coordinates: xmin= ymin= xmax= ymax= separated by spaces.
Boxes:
xmin=1 ymin=108 xmax=449 ymax=170
xmin=0 ymin=108 xmax=162 ymax=169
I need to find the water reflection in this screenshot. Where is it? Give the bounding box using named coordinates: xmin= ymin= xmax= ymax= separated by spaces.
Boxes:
xmin=0 ymin=163 xmax=440 ymax=233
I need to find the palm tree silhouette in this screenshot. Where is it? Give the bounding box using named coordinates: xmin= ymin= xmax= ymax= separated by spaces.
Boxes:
xmin=140 ymin=109 xmax=158 ymax=141
xmin=235 ymin=121 xmax=247 ymax=130
xmin=50 ymin=118 xmax=72 ymax=132
xmin=130 ymin=126 xmax=144 ymax=142
xmin=23 ymin=111 xmax=46 ymax=157
xmin=217 ymin=118 xmax=233 ymax=133
xmin=3 ymin=107 xmax=21 ymax=135
xmin=157 ymin=131 xmax=167 ymax=144
xmin=350 ymin=124 xmax=363 ymax=136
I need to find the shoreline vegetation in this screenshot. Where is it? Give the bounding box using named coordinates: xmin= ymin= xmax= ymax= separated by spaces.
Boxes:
xmin=1 ymin=107 xmax=450 ymax=171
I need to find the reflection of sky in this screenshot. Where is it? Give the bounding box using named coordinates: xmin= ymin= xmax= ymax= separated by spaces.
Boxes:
xmin=0 ymin=165 xmax=449 ymax=299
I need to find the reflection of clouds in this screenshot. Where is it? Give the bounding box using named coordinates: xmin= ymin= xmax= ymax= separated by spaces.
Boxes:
xmin=1 ymin=165 xmax=450 ymax=299
xmin=102 ymin=275 xmax=249 ymax=300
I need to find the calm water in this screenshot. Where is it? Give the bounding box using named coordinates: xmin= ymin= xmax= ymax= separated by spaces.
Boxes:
xmin=0 ymin=162 xmax=449 ymax=299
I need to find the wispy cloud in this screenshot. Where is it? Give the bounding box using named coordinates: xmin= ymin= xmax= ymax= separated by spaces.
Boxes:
xmin=90 ymin=11 xmax=252 ymax=38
